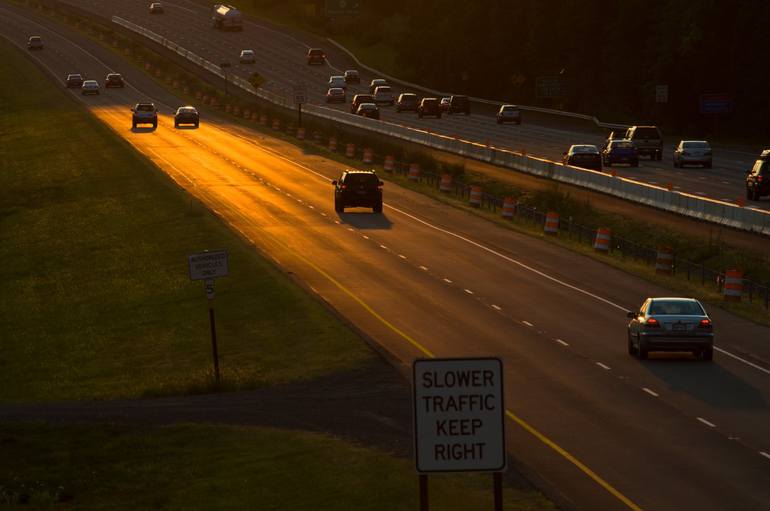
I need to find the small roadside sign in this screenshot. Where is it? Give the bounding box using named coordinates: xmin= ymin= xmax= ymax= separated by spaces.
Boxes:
xmin=535 ymin=76 xmax=562 ymax=99
xmin=293 ymin=82 xmax=307 ymax=105
xmin=188 ymin=250 xmax=229 ymax=281
xmin=413 ymin=358 xmax=505 ymax=473
xmin=655 ymin=84 xmax=668 ymax=104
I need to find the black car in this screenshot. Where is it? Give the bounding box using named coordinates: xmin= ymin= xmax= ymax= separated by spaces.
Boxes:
xmin=333 ymin=170 xmax=383 ymax=213
xmin=307 ymin=48 xmax=325 ymax=65
xmin=350 ymin=94 xmax=374 ymax=114
xmin=563 ymin=144 xmax=602 ymax=171
xmin=356 ymin=103 xmax=380 ymax=120
xmin=174 ymin=106 xmax=199 ymax=128
xmin=105 ymin=73 xmax=125 ymax=88
xmin=603 ymin=129 xmax=626 ymax=151
xmin=344 ymin=70 xmax=360 ymax=84
xmin=149 ymin=2 xmax=164 ymax=14
xmin=418 ymin=98 xmax=441 ymax=118
xmin=447 ymin=95 xmax=470 ymax=115
xmin=65 ymin=73 xmax=84 ymax=88
xmin=396 ymin=93 xmax=419 ymax=113
xmin=746 ymin=150 xmax=770 ymax=200
xmin=27 ymin=36 xmax=43 ymax=50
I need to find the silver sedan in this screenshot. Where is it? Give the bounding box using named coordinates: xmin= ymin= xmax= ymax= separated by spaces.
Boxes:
xmin=627 ymin=297 xmax=714 ymax=361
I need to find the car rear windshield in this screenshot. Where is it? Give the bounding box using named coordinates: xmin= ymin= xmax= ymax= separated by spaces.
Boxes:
xmin=502 ymin=106 xmax=518 ymax=111
xmin=355 ymin=95 xmax=373 ymax=102
xmin=30 ymin=37 xmax=41 ymax=41
xmin=376 ymin=86 xmax=392 ymax=92
xmin=572 ymin=146 xmax=598 ymax=153
xmin=633 ymin=128 xmax=660 ymax=139
xmin=612 ymin=141 xmax=634 ymax=148
xmin=344 ymin=173 xmax=379 ymax=185
xmin=309 ymin=49 xmax=323 ymax=55
xmin=683 ymin=141 xmax=709 ymax=149
xmin=649 ymin=300 xmax=705 ymax=316
xmin=136 ymin=104 xmax=155 ymax=112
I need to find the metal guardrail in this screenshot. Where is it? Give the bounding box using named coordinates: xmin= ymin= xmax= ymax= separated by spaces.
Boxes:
xmin=111 ymin=16 xmax=770 ymax=237
xmin=325 ymin=37 xmax=629 ymax=131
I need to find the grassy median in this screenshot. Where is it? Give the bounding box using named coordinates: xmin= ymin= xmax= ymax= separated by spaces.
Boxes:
xmin=0 ymin=423 xmax=553 ymax=510
xmin=0 ymin=38 xmax=374 ymax=401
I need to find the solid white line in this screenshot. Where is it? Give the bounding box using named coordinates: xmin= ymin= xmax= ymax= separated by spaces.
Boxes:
xmin=715 ymin=348 xmax=770 ymax=376
xmin=464 ymin=289 xmax=474 ymax=295
xmin=642 ymin=387 xmax=659 ymax=397
xmin=555 ymin=339 xmax=569 ymax=346
xmin=596 ymin=362 xmax=611 ymax=370
xmin=697 ymin=417 xmax=716 ymax=428
xmin=760 ymin=451 xmax=770 ymax=460
xmin=491 ymin=304 xmax=502 ymax=311
xmin=522 ymin=320 xmax=534 ymax=327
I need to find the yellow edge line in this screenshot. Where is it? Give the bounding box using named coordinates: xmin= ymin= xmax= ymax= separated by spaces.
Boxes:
xmin=139 ymin=128 xmax=640 ymax=511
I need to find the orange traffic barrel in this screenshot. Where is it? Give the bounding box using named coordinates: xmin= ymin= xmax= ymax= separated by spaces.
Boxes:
xmin=363 ymin=148 xmax=373 ymax=164
xmin=469 ymin=186 xmax=483 ymax=207
xmin=259 ymin=114 xmax=267 ymax=126
xmin=225 ymin=104 xmax=232 ymax=114
xmin=297 ymin=127 xmax=306 ymax=140
xmin=272 ymin=118 xmax=280 ymax=130
xmin=439 ymin=173 xmax=452 ymax=192
xmin=723 ymin=269 xmax=743 ymax=302
xmin=328 ymin=136 xmax=337 ymax=152
xmin=345 ymin=143 xmax=355 ymax=158
xmin=502 ymin=197 xmax=516 ymax=219
xmin=408 ymin=163 xmax=420 ymax=181
xmin=655 ymin=246 xmax=674 ymax=275
xmin=384 ymin=155 xmax=395 ymax=172
xmin=544 ymin=211 xmax=559 ymax=235
xmin=594 ymin=227 xmax=611 ymax=252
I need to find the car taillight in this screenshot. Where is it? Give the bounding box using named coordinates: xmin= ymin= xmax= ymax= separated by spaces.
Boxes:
xmin=758 ymin=175 xmax=763 ymax=182
xmin=645 ymin=317 xmax=660 ymax=327
xmin=698 ymin=319 xmax=712 ymax=329
xmin=341 ymin=185 xmax=347 ymax=190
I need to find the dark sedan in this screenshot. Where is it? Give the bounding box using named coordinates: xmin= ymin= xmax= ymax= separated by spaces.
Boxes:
xmin=65 ymin=73 xmax=84 ymax=88
xmin=356 ymin=103 xmax=380 ymax=120
xmin=105 ymin=73 xmax=125 ymax=88
xmin=563 ymin=144 xmax=602 ymax=171
xmin=602 ymin=140 xmax=638 ymax=167
xmin=627 ymin=297 xmax=714 ymax=361
xmin=174 ymin=106 xmax=199 ymax=128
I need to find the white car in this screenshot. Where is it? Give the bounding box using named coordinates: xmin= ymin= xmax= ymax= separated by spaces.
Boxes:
xmin=373 ymin=85 xmax=395 ymax=106
xmin=369 ymin=78 xmax=387 ymax=94
xmin=239 ymin=49 xmax=255 ymax=64
xmin=673 ymin=140 xmax=712 ymax=168
xmin=81 ymin=80 xmax=100 ymax=95
xmin=328 ymin=75 xmax=346 ymax=90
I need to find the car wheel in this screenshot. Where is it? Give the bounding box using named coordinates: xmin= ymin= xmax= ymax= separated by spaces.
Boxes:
xmin=174 ymin=122 xmax=178 ymax=128
xmin=638 ymin=339 xmax=649 ymax=360
xmin=704 ymin=162 xmax=712 ymax=169
xmin=195 ymin=122 xmax=199 ymax=128
xmin=152 ymin=122 xmax=157 ymax=129
xmin=373 ymin=200 xmax=383 ymax=213
xmin=132 ymin=123 xmax=136 ymax=129
xmin=702 ymin=346 xmax=714 ymax=361
xmin=496 ymin=119 xmax=501 ymax=124
xmin=418 ymin=113 xmax=423 ymax=119
xmin=657 ymin=151 xmax=662 ymax=161
xmin=632 ymin=160 xmax=639 ymax=167
xmin=334 ymin=199 xmax=343 ymax=213
xmin=627 ymin=332 xmax=637 ymax=356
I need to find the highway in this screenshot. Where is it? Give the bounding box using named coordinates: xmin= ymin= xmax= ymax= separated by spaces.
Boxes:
xmin=53 ymin=0 xmax=770 ymax=213
xmin=3 ymin=3 xmax=770 ymax=510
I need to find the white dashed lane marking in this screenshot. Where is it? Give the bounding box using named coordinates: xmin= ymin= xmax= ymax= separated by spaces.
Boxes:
xmin=419 ymin=265 xmax=428 ymax=271
xmin=760 ymin=451 xmax=770 ymax=461
xmin=697 ymin=417 xmax=716 ymax=428
xmin=464 ymin=289 xmax=474 ymax=295
xmin=642 ymin=387 xmax=659 ymax=397
xmin=398 ymin=254 xmax=407 ymax=259
xmin=596 ymin=362 xmax=611 ymax=370
xmin=491 ymin=304 xmax=501 ymax=311
xmin=522 ymin=320 xmax=534 ymax=327
xmin=379 ymin=244 xmax=388 ymax=250
xmin=443 ymin=278 xmax=453 ymax=284
xmin=555 ymin=339 xmax=569 ymax=346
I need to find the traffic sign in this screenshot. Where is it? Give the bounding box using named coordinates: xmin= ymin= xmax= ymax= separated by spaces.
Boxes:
xmin=325 ymin=0 xmax=360 ymax=16
xmin=535 ymin=76 xmax=563 ymax=99
xmin=293 ymin=82 xmax=306 ymax=105
xmin=699 ymin=93 xmax=732 ymax=114
xmin=413 ymin=358 xmax=505 ymax=473
xmin=188 ymin=250 xmax=229 ymax=281
xmin=655 ymin=84 xmax=668 ymax=104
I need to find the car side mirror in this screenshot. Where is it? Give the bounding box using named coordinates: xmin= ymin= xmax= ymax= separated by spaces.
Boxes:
xmin=627 ymin=311 xmax=637 ymax=319
xmin=331 ymin=180 xmax=338 ymax=186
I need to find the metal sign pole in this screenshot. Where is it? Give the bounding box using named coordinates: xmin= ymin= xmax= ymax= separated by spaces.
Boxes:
xmin=419 ymin=474 xmax=428 ymax=511
xmin=493 ymin=472 xmax=502 ymax=511
xmin=205 ymin=279 xmax=220 ymax=383
xmin=298 ymin=102 xmax=302 ymax=128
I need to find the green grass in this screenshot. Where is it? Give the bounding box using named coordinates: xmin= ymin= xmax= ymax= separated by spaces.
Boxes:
xmin=0 ymin=38 xmax=374 ymax=402
xmin=0 ymin=423 xmax=553 ymax=510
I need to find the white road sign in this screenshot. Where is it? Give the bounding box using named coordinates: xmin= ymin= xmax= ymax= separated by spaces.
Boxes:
xmin=188 ymin=250 xmax=229 ymax=281
xmin=413 ymin=358 xmax=505 ymax=473
xmin=293 ymin=83 xmax=306 ymax=105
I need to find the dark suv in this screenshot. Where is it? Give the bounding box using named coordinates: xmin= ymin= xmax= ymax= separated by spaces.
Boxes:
xmin=626 ymin=125 xmax=662 ymax=160
xmin=396 ymin=93 xmax=419 ymax=112
xmin=746 ymin=150 xmax=770 ymax=200
xmin=447 ymin=95 xmax=470 ymax=115
xmin=333 ymin=170 xmax=383 ymax=213
xmin=418 ymin=98 xmax=441 ymax=118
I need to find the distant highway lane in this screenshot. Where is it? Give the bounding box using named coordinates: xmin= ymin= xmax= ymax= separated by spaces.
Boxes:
xmin=3 ymin=3 xmax=770 ymax=510
xmin=50 ymin=0 xmax=770 ymax=213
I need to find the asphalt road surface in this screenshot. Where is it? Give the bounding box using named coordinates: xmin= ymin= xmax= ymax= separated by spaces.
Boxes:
xmin=2 ymin=3 xmax=769 ymax=510
xmin=51 ymin=0 xmax=770 ymax=213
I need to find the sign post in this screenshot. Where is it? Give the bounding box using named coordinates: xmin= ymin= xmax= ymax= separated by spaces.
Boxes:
xmin=293 ymin=82 xmax=306 ymax=128
xmin=413 ymin=357 xmax=506 ymax=509
xmin=220 ymin=61 xmax=231 ymax=96
xmin=188 ymin=250 xmax=229 ymax=383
